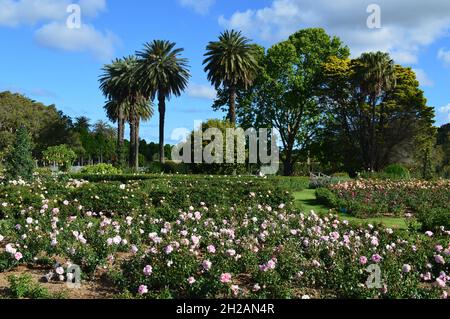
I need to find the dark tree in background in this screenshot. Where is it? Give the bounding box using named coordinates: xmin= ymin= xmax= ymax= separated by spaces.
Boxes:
xmin=5 ymin=126 xmax=35 ymax=180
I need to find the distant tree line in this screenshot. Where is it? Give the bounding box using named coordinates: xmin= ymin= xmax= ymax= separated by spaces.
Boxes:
xmin=0 ymin=91 xmax=170 ymax=168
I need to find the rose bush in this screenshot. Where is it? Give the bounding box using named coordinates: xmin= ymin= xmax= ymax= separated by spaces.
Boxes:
xmin=0 ymin=176 xmax=448 ymax=299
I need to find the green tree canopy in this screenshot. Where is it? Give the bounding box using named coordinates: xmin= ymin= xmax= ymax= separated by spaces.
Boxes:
xmin=43 ymin=144 xmax=76 ymax=172
xmin=235 ymin=28 xmax=350 ymax=176
xmin=320 ymin=55 xmax=436 ymax=174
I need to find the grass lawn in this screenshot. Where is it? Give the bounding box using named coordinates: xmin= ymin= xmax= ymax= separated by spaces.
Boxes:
xmin=294 ymin=189 xmax=408 ymax=229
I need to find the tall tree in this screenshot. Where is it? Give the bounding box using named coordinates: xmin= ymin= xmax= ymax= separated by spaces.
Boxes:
xmin=354 ymin=52 xmax=397 ymax=170
xmin=321 ymin=56 xmax=435 ymax=173
xmin=136 ymin=40 xmax=190 ymax=164
xmin=99 ymin=57 xmax=152 ymax=170
xmin=237 ymin=28 xmax=349 ymax=176
xmin=5 ymin=126 xmax=35 ymax=180
xmin=203 ymin=30 xmax=259 ymax=124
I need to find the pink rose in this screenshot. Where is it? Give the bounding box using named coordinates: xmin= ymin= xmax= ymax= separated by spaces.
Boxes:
xmin=220 ymin=273 xmax=232 ymax=284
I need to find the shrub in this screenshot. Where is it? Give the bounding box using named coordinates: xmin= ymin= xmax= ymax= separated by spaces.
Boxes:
xmin=81 ymin=164 xmax=123 ymax=175
xmin=4 ymin=126 xmax=35 ymax=181
xmin=309 ymin=176 xmax=349 ymax=189
xmin=315 ymin=188 xmax=336 ymax=207
xmin=43 ymin=145 xmax=76 ymax=172
xmin=270 ymin=176 xmax=310 ymax=191
xmin=416 ymin=207 xmax=450 ymax=231
xmin=7 ymin=274 xmax=52 ymax=299
xmin=328 ymin=179 xmax=450 ymax=218
xmin=332 ymin=172 xmax=350 ymax=178
xmin=34 ymin=167 xmax=53 ymax=176
xmin=145 ymin=162 xmax=163 ymax=174
xmin=383 ymin=164 xmax=411 ymax=179
xmin=0 ymin=175 xmax=448 ymax=299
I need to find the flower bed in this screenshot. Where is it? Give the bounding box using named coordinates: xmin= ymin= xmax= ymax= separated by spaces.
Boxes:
xmin=0 ymin=177 xmax=449 ymax=299
xmin=325 ymin=179 xmax=450 ymax=221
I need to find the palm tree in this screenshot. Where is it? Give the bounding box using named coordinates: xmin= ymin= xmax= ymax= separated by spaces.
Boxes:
xmin=135 ymin=40 xmax=190 ymax=164
xmin=356 ymin=52 xmax=396 ymax=171
xmin=203 ymin=30 xmax=259 ymax=124
xmin=99 ymin=57 xmax=153 ymax=170
xmin=73 ymin=117 xmax=91 ymax=133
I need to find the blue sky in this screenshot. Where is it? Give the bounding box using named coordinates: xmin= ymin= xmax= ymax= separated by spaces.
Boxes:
xmin=0 ymin=0 xmax=449 ymax=144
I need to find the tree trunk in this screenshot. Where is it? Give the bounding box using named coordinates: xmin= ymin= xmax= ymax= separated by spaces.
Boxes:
xmin=229 ymin=86 xmax=236 ymax=124
xmin=159 ymin=95 xmax=166 ymax=164
xmin=283 ymin=148 xmax=294 ymax=176
xmin=117 ymin=107 xmax=125 ymax=167
xmin=129 ymin=118 xmax=136 ymax=168
xmin=134 ymin=118 xmax=140 ymax=171
xmin=369 ymin=98 xmax=377 ymax=171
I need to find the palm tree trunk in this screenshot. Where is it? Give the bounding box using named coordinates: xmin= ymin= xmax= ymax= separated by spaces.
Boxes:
xmin=229 ymin=86 xmax=236 ymax=124
xmin=134 ymin=117 xmax=140 ymax=171
xmin=117 ymin=107 xmax=125 ymax=167
xmin=129 ymin=118 xmax=136 ymax=168
xmin=159 ymin=95 xmax=166 ymax=164
xmin=369 ymin=97 xmax=377 ymax=171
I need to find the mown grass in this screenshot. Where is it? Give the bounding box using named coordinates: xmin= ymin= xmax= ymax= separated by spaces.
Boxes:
xmin=294 ymin=189 xmax=408 ymax=229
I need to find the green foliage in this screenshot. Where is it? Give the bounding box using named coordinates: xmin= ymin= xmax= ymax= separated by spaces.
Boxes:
xmin=383 ymin=164 xmax=411 ymax=179
xmin=204 ymin=30 xmax=260 ymax=123
xmin=183 ymin=119 xmax=248 ymax=175
xmin=320 ymin=57 xmax=436 ymax=174
xmin=80 ymin=163 xmax=123 ymax=175
xmin=0 ymin=175 xmax=447 ymax=299
xmin=315 ymin=188 xmax=337 ymax=207
xmin=0 ymin=91 xmax=76 ymax=159
xmin=43 ymin=145 xmax=76 ymax=172
xmin=309 ymin=176 xmax=350 ymax=189
xmin=327 ymin=179 xmax=450 ymax=218
xmin=7 ymin=274 xmax=53 ymax=299
xmin=135 ymin=40 xmax=190 ymax=163
xmin=4 ymin=126 xmax=35 ymax=181
xmin=234 ymin=28 xmax=350 ymax=176
xmin=416 ymin=207 xmax=450 ymax=231
xmin=270 ymin=176 xmax=310 ymax=191
xmin=332 ymin=172 xmax=350 ymax=178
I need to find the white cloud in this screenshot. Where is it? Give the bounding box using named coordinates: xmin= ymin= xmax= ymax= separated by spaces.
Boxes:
xmin=35 ymin=22 xmax=117 ymax=61
xmin=0 ymin=0 xmax=67 ymax=26
xmin=78 ymin=0 xmax=106 ymax=17
xmin=438 ymin=48 xmax=450 ymax=66
xmin=413 ymin=69 xmax=434 ymax=87
xmin=186 ymin=83 xmax=217 ymax=100
xmin=0 ymin=0 xmax=106 ymax=26
xmin=178 ymin=0 xmax=215 ymax=15
xmin=219 ymin=0 xmax=450 ymax=64
xmin=0 ymin=0 xmax=117 ymax=60
xmin=440 ymin=104 xmax=450 ymax=121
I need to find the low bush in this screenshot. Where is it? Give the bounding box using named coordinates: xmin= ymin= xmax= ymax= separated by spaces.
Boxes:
xmin=416 ymin=207 xmax=450 ymax=231
xmin=315 ymin=188 xmax=337 ymax=207
xmin=327 ymin=179 xmax=450 ymax=218
xmin=270 ymin=176 xmax=310 ymax=191
xmin=80 ymin=164 xmax=123 ymax=175
xmin=0 ymin=175 xmax=448 ymax=299
xmin=309 ymin=176 xmax=350 ymax=189
xmin=7 ymin=274 xmax=64 ymax=299
xmin=383 ymin=164 xmax=411 ymax=180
